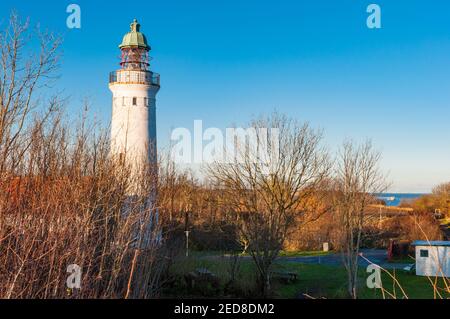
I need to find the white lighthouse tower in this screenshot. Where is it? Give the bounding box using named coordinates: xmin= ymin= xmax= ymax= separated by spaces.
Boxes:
xmin=109 ymin=20 xmax=160 ymax=183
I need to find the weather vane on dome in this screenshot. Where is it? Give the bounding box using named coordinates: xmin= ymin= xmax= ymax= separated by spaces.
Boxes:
xmin=130 ymin=19 xmax=140 ymax=32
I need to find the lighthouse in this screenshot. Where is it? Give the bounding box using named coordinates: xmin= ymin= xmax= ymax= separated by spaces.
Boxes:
xmin=109 ymin=19 xmax=160 ymax=182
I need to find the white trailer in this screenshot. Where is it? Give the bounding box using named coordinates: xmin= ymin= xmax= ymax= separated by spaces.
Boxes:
xmin=412 ymin=241 xmax=450 ymax=278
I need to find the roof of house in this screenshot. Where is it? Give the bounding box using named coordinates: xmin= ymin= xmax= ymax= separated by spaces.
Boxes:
xmin=412 ymin=241 xmax=450 ymax=247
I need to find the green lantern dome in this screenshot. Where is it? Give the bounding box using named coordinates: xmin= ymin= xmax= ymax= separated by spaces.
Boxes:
xmin=119 ymin=19 xmax=150 ymax=50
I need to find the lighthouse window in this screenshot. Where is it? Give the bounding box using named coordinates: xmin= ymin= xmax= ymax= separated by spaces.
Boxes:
xmin=144 ymin=97 xmax=148 ymax=107
xmin=133 ymin=97 xmax=137 ymax=106
xmin=122 ymin=97 xmax=125 ymax=106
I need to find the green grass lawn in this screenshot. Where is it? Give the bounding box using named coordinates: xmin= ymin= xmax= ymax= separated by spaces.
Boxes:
xmin=278 ymin=250 xmax=331 ymax=258
xmin=164 ymin=251 xmax=450 ymax=299
xmin=275 ymin=262 xmax=450 ymax=299
xmin=197 ymin=250 xmax=331 ymax=258
xmin=387 ymin=256 xmax=415 ymax=264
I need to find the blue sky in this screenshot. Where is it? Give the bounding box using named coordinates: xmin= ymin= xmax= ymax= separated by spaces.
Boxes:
xmin=1 ymin=0 xmax=449 ymax=192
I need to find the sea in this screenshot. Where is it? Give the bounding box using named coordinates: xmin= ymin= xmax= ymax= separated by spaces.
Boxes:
xmin=375 ymin=193 xmax=426 ymax=207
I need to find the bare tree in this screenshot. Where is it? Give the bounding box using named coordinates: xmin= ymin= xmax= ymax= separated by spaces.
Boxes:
xmin=334 ymin=140 xmax=387 ymax=299
xmin=0 ymin=12 xmax=61 ymax=179
xmin=208 ymin=113 xmax=331 ymax=297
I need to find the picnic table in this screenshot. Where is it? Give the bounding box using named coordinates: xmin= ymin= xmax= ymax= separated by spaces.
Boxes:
xmin=185 ymin=268 xmax=220 ymax=289
xmin=271 ymin=271 xmax=298 ymax=284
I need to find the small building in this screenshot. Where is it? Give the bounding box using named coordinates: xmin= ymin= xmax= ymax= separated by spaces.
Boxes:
xmin=412 ymin=241 xmax=450 ymax=278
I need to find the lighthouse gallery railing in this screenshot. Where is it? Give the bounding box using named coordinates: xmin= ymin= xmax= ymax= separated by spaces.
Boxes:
xmin=109 ymin=70 xmax=160 ymax=86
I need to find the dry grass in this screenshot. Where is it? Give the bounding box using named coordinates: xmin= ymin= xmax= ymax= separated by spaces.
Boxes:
xmin=0 ymin=112 xmax=170 ymax=298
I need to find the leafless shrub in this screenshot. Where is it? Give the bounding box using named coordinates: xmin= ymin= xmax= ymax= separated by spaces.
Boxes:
xmin=0 ymin=12 xmax=171 ymax=299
